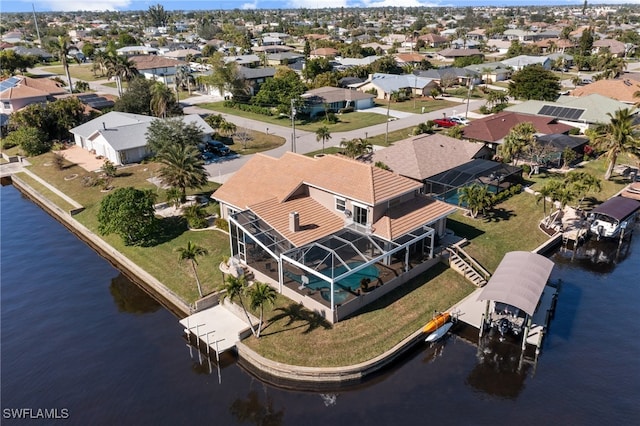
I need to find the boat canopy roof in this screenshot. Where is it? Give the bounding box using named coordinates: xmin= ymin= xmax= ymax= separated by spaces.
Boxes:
xmin=591 ymin=196 xmax=640 ymax=221
xmin=478 ymin=251 xmax=554 ymax=316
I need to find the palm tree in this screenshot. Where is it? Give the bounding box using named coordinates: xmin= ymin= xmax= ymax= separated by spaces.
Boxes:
xmin=536 ymin=180 xmax=561 ymax=225
xmin=565 ymin=171 xmax=602 ymax=209
xmin=177 ymin=241 xmax=208 ymax=298
xmin=218 ymin=120 xmax=237 ymax=138
xmin=175 ymin=64 xmax=195 ymax=94
xmin=150 ymin=82 xmax=175 ymax=118
xmin=315 ymin=126 xmax=332 ymax=154
xmin=590 ymin=108 xmax=640 ymax=180
xmin=50 ymin=36 xmax=73 ymax=93
xmin=249 ymin=282 xmax=277 ymax=338
xmin=340 ymin=138 xmax=372 ymax=159
xmin=156 ymin=143 xmax=208 ymax=203
xmin=219 ymin=275 xmax=257 ymax=337
xmin=447 ymin=125 xmax=464 ymax=139
xmin=501 ymin=122 xmax=536 ymax=165
xmin=457 ymin=183 xmax=492 ymax=218
xmin=106 ymin=55 xmax=139 ymax=97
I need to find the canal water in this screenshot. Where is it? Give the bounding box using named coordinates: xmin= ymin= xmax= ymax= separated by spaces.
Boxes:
xmin=2 ymin=184 xmax=639 ymax=425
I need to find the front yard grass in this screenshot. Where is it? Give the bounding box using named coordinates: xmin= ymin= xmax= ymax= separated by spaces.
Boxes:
xmin=198 ymin=102 xmax=388 ymax=132
xmin=376 ymin=98 xmax=459 ymax=114
xmin=228 ymin=129 xmax=286 ymax=155
xmin=41 ymin=64 xmax=103 ymax=82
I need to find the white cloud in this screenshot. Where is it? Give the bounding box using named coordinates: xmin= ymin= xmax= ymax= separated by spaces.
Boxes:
xmin=287 ymin=0 xmax=348 ymax=8
xmin=241 ymin=1 xmax=258 ymax=9
xmin=37 ymin=0 xmax=132 ymax=11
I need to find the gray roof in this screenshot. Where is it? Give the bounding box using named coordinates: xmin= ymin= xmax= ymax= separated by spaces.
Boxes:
xmin=478 ymin=251 xmax=554 ymax=316
xmin=368 ymin=73 xmax=435 ymax=93
xmin=416 ymin=67 xmax=480 ymax=79
xmin=238 ymin=66 xmax=276 ymax=80
xmin=70 ymin=112 xmax=213 ymax=151
xmin=592 ymin=196 xmax=640 ymax=221
xmin=371 ymin=133 xmax=485 ymax=181
xmin=505 ymin=94 xmax=631 ymax=124
xmin=501 ymin=55 xmax=550 ymax=68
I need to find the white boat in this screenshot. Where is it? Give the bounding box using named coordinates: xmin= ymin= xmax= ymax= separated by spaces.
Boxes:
xmin=425 ymin=321 xmax=453 ymax=343
xmin=588 ymin=197 xmax=640 ymax=239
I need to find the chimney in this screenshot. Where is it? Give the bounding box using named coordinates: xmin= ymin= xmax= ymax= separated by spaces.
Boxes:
xmin=289 ymin=211 xmax=300 ymax=232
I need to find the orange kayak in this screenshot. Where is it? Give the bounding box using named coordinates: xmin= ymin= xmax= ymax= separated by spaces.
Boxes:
xmin=423 ymin=312 xmax=451 ymax=334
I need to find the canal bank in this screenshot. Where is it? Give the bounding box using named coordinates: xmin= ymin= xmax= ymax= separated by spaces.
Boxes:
xmin=5 ymin=165 xmax=562 ymax=387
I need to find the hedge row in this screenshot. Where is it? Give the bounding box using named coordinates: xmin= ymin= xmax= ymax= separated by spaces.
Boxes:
xmin=223 ymin=101 xmax=274 ymax=116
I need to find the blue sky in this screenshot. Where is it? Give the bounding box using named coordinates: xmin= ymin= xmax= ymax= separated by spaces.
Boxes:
xmin=1 ymin=0 xmax=637 ymax=13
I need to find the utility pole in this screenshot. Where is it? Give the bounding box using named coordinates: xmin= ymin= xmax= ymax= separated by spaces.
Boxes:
xmin=291 ymin=98 xmax=297 ymax=153
xmin=465 ymin=83 xmax=474 ymax=119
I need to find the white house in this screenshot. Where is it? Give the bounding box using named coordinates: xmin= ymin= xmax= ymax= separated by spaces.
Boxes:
xmin=69 ymin=112 xmax=213 ymax=166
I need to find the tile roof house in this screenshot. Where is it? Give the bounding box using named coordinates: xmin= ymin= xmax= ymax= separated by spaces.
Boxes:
xmin=436 ymin=48 xmax=483 ymax=61
xmin=462 ymin=111 xmax=575 ymax=147
xmin=570 ymin=79 xmax=638 ymax=104
xmin=370 ymin=133 xmax=492 ymax=183
xmin=0 ymin=75 xmax=67 ymax=114
xmin=69 ymin=112 xmax=213 ymax=166
xmin=213 ymin=153 xmax=457 ymax=322
xmin=309 ymin=47 xmax=339 ymax=59
xmin=592 ymin=39 xmax=626 ymax=57
xmin=128 ymin=55 xmax=187 ymax=85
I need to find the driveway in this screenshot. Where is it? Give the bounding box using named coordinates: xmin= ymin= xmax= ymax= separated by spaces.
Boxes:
xmin=362 ymin=107 xmax=416 ymax=119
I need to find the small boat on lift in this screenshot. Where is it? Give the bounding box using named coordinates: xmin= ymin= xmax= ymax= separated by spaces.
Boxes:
xmin=423 ymin=312 xmax=454 ymax=342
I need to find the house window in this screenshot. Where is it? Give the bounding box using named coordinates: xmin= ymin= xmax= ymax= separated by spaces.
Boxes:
xmin=353 ymin=204 xmax=368 ymax=226
xmin=2 ymin=101 xmax=10 ymax=109
xmin=335 ymin=197 xmax=346 ymax=212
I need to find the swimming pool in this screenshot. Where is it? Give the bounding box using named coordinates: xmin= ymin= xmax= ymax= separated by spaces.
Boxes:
xmin=305 ymin=262 xmax=380 ymax=303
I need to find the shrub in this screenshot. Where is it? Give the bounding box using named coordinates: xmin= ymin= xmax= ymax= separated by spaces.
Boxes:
xmin=1 ymin=138 xmax=18 ymax=149
xmin=568 ymin=127 xmax=581 ymax=135
xmin=223 ymin=100 xmax=274 ymax=116
xmin=521 ymin=164 xmax=531 ymax=176
xmin=5 ymin=127 xmax=50 ymax=156
xmin=479 ymin=105 xmax=490 ymax=114
xmin=338 ymin=106 xmax=354 ymax=114
xmin=214 ymin=217 xmax=229 ymax=232
xmin=492 ymin=103 xmax=508 ymax=113
xmin=325 ymin=112 xmax=338 ymax=124
xmin=53 ymin=152 xmax=66 ymax=170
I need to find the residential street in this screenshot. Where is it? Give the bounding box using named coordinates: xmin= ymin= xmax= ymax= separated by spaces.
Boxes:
xmin=182 ymin=96 xmax=488 ymax=183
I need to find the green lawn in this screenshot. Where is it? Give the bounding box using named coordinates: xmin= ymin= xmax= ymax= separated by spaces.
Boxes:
xmin=227 ymin=129 xmax=286 ymax=155
xmin=24 ymin=154 xmax=231 ymax=302
xmin=198 ymin=102 xmax=388 ymax=132
xmin=244 ymin=264 xmax=475 ymax=366
xmin=41 ymin=64 xmax=104 ymax=82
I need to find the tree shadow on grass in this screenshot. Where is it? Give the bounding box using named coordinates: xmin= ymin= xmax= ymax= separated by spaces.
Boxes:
xmin=446 ymin=218 xmax=484 ymax=240
xmin=483 ymin=207 xmax=515 ymax=223
xmin=148 ymin=216 xmax=188 ymax=246
xmin=260 ymin=303 xmax=332 ymax=336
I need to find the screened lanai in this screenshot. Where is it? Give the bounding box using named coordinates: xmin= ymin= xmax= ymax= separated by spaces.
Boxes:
xmin=228 ymin=209 xmax=438 ymax=314
xmin=425 ymin=159 xmax=521 ymax=205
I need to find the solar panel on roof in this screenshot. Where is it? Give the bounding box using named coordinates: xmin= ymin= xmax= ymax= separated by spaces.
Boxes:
xmin=77 ymin=94 xmax=99 ymax=101
xmin=538 ymin=105 xmax=584 ymax=120
xmin=0 ymin=77 xmax=21 ymax=91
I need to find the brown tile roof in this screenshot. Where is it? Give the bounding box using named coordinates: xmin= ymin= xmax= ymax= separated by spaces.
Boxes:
xmin=419 ymin=34 xmax=448 ymax=43
xmin=214 ymin=153 xmax=431 ymax=245
xmin=437 ymin=48 xmax=483 ymax=57
xmin=593 ymin=39 xmax=626 ymax=55
xmin=371 ymin=134 xmax=485 ymax=181
xmin=0 ymin=75 xmax=66 ymax=100
xmin=129 ymin=55 xmax=186 ymax=70
xmin=310 ymin=47 xmax=339 ymax=56
xmin=395 ymin=53 xmax=426 ymax=63
xmin=373 ymin=195 xmax=457 ymax=241
xmin=571 ymin=79 xmax=639 ymax=103
xmin=462 ymin=111 xmax=574 ymax=143
xmin=250 ymin=196 xmax=345 ymax=247
xmin=0 ymin=84 xmax=47 ymax=100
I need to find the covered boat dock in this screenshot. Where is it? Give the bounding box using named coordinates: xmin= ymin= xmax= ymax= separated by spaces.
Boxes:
xmin=453 ymin=251 xmax=559 ymax=351
xmin=588 ymin=196 xmax=640 ymax=239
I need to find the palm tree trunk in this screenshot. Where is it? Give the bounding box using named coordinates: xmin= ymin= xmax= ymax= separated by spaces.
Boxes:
xmin=190 ymin=261 xmax=203 ymax=298
xmin=604 ymin=154 xmax=617 ymax=180
xmin=62 ymin=57 xmax=73 ymax=93
xmin=238 ymin=299 xmax=258 ymax=337
xmin=257 ymin=308 xmax=264 ymax=338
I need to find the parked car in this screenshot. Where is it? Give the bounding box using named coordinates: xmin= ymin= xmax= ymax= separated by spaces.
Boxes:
xmin=432 ymin=118 xmax=457 ymax=128
xmin=449 ymin=116 xmax=470 ymax=126
xmin=204 ymin=140 xmax=231 ymax=156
